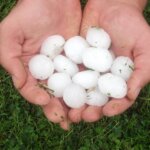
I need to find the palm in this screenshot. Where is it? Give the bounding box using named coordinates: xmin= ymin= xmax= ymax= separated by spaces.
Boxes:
xmin=72 ymin=1 xmax=150 ymax=122
xmin=18 ymin=0 xmax=81 ymax=102
xmin=0 ymin=0 xmax=81 ymax=129
xmin=99 ymin=5 xmax=150 ymax=116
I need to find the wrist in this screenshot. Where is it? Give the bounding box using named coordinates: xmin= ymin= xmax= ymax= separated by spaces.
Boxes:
xmin=112 ymin=0 xmax=147 ymax=11
xmin=90 ymin=0 xmax=147 ymax=12
xmin=17 ymin=0 xmax=80 ymax=5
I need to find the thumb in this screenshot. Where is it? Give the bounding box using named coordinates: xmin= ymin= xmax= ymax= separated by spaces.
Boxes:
xmin=127 ymin=54 xmax=150 ymax=100
xmin=80 ymin=3 xmax=100 ymax=37
xmin=0 ymin=20 xmax=27 ymax=89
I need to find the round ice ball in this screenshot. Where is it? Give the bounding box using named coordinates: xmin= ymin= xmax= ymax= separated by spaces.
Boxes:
xmin=86 ymin=27 xmax=111 ymax=49
xmin=111 ymin=56 xmax=134 ymax=81
xmin=64 ymin=36 xmax=89 ymax=64
xmin=86 ymin=87 xmax=109 ymax=106
xmin=72 ymin=70 xmax=100 ymax=89
xmin=40 ymin=35 xmax=65 ymax=59
xmin=53 ymin=55 xmax=79 ymax=77
xmin=98 ymin=73 xmax=127 ymax=99
xmin=47 ymin=73 xmax=72 ymax=97
xmin=82 ymin=47 xmax=113 ymax=72
xmin=63 ymin=83 xmax=87 ymax=108
xmin=29 ymin=54 xmax=54 ymax=80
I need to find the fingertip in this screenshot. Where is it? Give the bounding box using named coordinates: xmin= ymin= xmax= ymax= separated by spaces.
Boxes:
xmin=102 ymin=104 xmax=118 ymax=117
xmin=42 ymin=99 xmax=67 ymax=124
xmin=68 ymin=105 xmax=86 ymax=123
xmin=127 ymin=87 xmax=141 ymax=101
xmin=127 ymin=71 xmax=141 ymax=101
xmin=60 ymin=120 xmax=71 ymax=131
xmin=12 ymin=73 xmax=27 ymax=89
xmin=102 ymin=98 xmax=134 ymax=117
xmin=68 ymin=111 xmax=81 ymax=123
xmin=82 ymin=106 xmax=103 ymax=122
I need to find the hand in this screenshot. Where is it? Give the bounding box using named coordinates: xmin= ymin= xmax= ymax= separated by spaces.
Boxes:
xmin=0 ymin=0 xmax=81 ymax=129
xmin=68 ymin=0 xmax=150 ymax=122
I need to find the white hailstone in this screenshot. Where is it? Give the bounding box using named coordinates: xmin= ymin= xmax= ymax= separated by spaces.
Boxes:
xmin=111 ymin=56 xmax=134 ymax=81
xmin=53 ymin=55 xmax=79 ymax=76
xmin=47 ymin=73 xmax=72 ymax=97
xmin=40 ymin=35 xmax=65 ymax=59
xmin=63 ymin=83 xmax=87 ymax=108
xmin=98 ymin=73 xmax=127 ymax=99
xmin=86 ymin=87 xmax=109 ymax=106
xmin=82 ymin=47 xmax=113 ymax=72
xmin=86 ymin=27 xmax=111 ymax=49
xmin=29 ymin=54 xmax=54 ymax=80
xmin=64 ymin=36 xmax=89 ymax=64
xmin=72 ymin=70 xmax=100 ymax=89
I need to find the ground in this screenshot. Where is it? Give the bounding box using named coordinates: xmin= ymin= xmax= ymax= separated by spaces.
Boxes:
xmin=0 ymin=0 xmax=150 ymax=149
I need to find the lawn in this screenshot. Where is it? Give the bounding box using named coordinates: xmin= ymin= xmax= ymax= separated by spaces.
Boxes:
xmin=0 ymin=0 xmax=150 ymax=149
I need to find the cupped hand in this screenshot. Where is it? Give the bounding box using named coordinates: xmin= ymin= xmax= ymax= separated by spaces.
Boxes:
xmin=68 ymin=0 xmax=150 ymax=122
xmin=0 ymin=0 xmax=81 ymax=129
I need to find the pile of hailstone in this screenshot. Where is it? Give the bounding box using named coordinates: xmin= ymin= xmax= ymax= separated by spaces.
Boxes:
xmin=29 ymin=27 xmax=134 ymax=109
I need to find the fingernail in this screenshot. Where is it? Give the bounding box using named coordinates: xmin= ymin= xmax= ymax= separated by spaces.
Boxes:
xmin=60 ymin=120 xmax=71 ymax=131
xmin=12 ymin=76 xmax=20 ymax=89
xmin=129 ymin=87 xmax=141 ymax=101
xmin=134 ymin=87 xmax=141 ymax=100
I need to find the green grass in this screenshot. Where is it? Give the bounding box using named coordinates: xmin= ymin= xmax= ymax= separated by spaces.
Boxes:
xmin=0 ymin=0 xmax=150 ymax=149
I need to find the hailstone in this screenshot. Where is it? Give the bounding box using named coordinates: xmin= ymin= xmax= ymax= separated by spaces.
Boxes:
xmin=86 ymin=27 xmax=111 ymax=49
xmin=111 ymin=56 xmax=134 ymax=81
xmin=29 ymin=54 xmax=54 ymax=80
xmin=86 ymin=87 xmax=109 ymax=106
xmin=98 ymin=73 xmax=127 ymax=99
xmin=64 ymin=36 xmax=89 ymax=64
xmin=72 ymin=70 xmax=100 ymax=89
xmin=47 ymin=73 xmax=72 ymax=97
xmin=40 ymin=35 xmax=65 ymax=59
xmin=63 ymin=83 xmax=87 ymax=108
xmin=82 ymin=47 xmax=113 ymax=72
xmin=53 ymin=55 xmax=79 ymax=76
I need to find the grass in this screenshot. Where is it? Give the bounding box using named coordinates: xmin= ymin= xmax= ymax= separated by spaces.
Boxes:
xmin=0 ymin=0 xmax=150 ymax=149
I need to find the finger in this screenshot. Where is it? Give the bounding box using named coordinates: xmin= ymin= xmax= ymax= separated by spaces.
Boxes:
xmin=82 ymin=106 xmax=103 ymax=122
xmin=0 ymin=21 xmax=27 ymax=89
xmin=59 ymin=0 xmax=82 ymax=39
xmin=80 ymin=3 xmax=99 ymax=37
xmin=102 ymin=98 xmax=134 ymax=117
xmin=68 ymin=105 xmax=86 ymax=123
xmin=60 ymin=120 xmax=71 ymax=131
xmin=2 ymin=57 xmax=26 ymax=89
xmin=127 ymin=54 xmax=150 ymax=100
xmin=59 ymin=99 xmax=71 ymax=130
xmin=19 ymin=70 xmax=51 ymax=105
xmin=42 ymin=98 xmax=67 ymax=124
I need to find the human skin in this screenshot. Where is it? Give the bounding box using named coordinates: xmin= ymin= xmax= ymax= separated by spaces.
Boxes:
xmin=1 ymin=0 xmax=150 ymax=129
xmin=0 ymin=0 xmax=81 ymax=130
xmin=68 ymin=0 xmax=150 ymax=123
